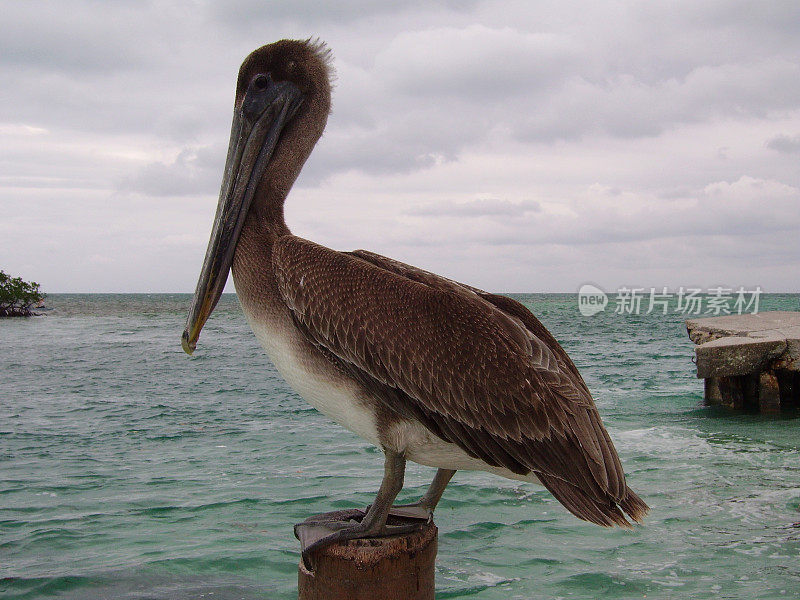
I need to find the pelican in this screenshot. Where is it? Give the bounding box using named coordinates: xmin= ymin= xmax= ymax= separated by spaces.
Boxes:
xmin=182 ymin=39 xmax=648 ymax=568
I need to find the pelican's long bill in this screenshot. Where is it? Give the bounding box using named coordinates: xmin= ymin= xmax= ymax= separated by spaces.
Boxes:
xmin=182 ymin=74 xmax=303 ymax=355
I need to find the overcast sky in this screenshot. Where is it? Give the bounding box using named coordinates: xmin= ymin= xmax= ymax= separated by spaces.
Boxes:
xmin=2 ymin=0 xmax=799 ymax=293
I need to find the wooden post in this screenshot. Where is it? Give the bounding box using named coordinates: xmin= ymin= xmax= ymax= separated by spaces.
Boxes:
xmin=298 ymin=512 xmax=437 ymax=600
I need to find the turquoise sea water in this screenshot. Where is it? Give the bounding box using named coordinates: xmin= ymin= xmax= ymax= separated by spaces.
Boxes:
xmin=2 ymin=293 xmax=799 ymax=599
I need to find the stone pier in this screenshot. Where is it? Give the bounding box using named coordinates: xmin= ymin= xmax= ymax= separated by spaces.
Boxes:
xmin=686 ymin=311 xmax=800 ymax=413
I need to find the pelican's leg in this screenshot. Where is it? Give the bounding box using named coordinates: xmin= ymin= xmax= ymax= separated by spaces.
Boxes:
xmin=386 ymin=468 xmax=456 ymax=520
xmin=294 ymin=449 xmax=422 ymax=570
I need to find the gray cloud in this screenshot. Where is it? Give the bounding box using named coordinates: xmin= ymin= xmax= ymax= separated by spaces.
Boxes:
xmin=209 ymin=0 xmax=481 ymax=28
xmin=119 ymin=145 xmax=225 ymax=197
xmin=375 ymin=26 xmax=578 ymax=98
xmin=0 ymin=2 xmax=153 ymax=73
xmin=397 ymin=176 xmax=800 ymax=248
xmin=406 ymin=198 xmax=541 ymax=217
xmin=766 ymin=134 xmax=800 ymax=154
xmin=1 ymin=0 xmax=799 ymax=292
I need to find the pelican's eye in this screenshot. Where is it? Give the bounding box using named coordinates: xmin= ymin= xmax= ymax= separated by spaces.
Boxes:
xmin=253 ymin=74 xmax=269 ymax=90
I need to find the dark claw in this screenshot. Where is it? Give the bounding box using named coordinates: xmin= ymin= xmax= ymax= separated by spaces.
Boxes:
xmin=294 ymin=509 xmax=365 ymax=571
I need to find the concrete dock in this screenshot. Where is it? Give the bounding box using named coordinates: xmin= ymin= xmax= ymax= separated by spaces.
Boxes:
xmin=686 ymin=311 xmax=800 ymax=413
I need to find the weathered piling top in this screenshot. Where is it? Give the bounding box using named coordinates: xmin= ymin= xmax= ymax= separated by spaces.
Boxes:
xmin=686 ymin=311 xmax=800 ymax=378
xmin=298 ymin=512 xmax=437 ymax=600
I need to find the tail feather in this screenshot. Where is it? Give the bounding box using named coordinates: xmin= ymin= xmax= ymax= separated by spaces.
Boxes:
xmin=619 ymin=488 xmax=649 ymax=524
xmin=537 ymin=472 xmax=649 ymax=528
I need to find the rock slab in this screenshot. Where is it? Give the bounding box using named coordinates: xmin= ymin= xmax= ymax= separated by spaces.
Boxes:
xmin=686 ymin=311 xmax=800 ymax=412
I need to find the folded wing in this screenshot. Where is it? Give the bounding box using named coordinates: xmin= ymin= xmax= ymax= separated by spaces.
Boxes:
xmin=273 ymin=236 xmax=648 ymax=526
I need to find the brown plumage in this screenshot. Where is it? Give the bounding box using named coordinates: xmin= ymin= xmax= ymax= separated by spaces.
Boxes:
xmin=274 ymin=236 xmax=648 ymax=527
xmin=183 ymin=38 xmax=648 ymax=553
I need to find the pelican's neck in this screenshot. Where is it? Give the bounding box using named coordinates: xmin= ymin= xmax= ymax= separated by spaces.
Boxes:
xmin=231 ymin=187 xmax=290 ymax=322
xmin=252 ymin=182 xmax=291 ymax=233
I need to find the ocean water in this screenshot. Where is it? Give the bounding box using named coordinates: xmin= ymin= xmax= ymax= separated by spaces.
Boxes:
xmin=2 ymin=293 xmax=799 ymax=600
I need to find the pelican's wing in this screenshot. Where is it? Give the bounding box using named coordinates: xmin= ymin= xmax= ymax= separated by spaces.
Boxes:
xmin=273 ymin=236 xmax=648 ymax=526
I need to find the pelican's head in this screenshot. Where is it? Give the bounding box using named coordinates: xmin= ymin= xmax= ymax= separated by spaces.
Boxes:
xmin=182 ymin=39 xmax=332 ymax=355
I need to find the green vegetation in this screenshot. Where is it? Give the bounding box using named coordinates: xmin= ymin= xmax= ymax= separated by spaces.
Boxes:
xmin=0 ymin=271 xmax=45 ymax=317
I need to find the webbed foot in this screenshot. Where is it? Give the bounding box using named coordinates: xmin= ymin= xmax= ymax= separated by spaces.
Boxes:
xmin=367 ymin=501 xmax=433 ymax=521
xmin=294 ymin=509 xmax=424 ymax=571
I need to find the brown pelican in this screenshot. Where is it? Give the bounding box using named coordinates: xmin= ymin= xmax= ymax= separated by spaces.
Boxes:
xmin=182 ymin=39 xmax=648 ymax=569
